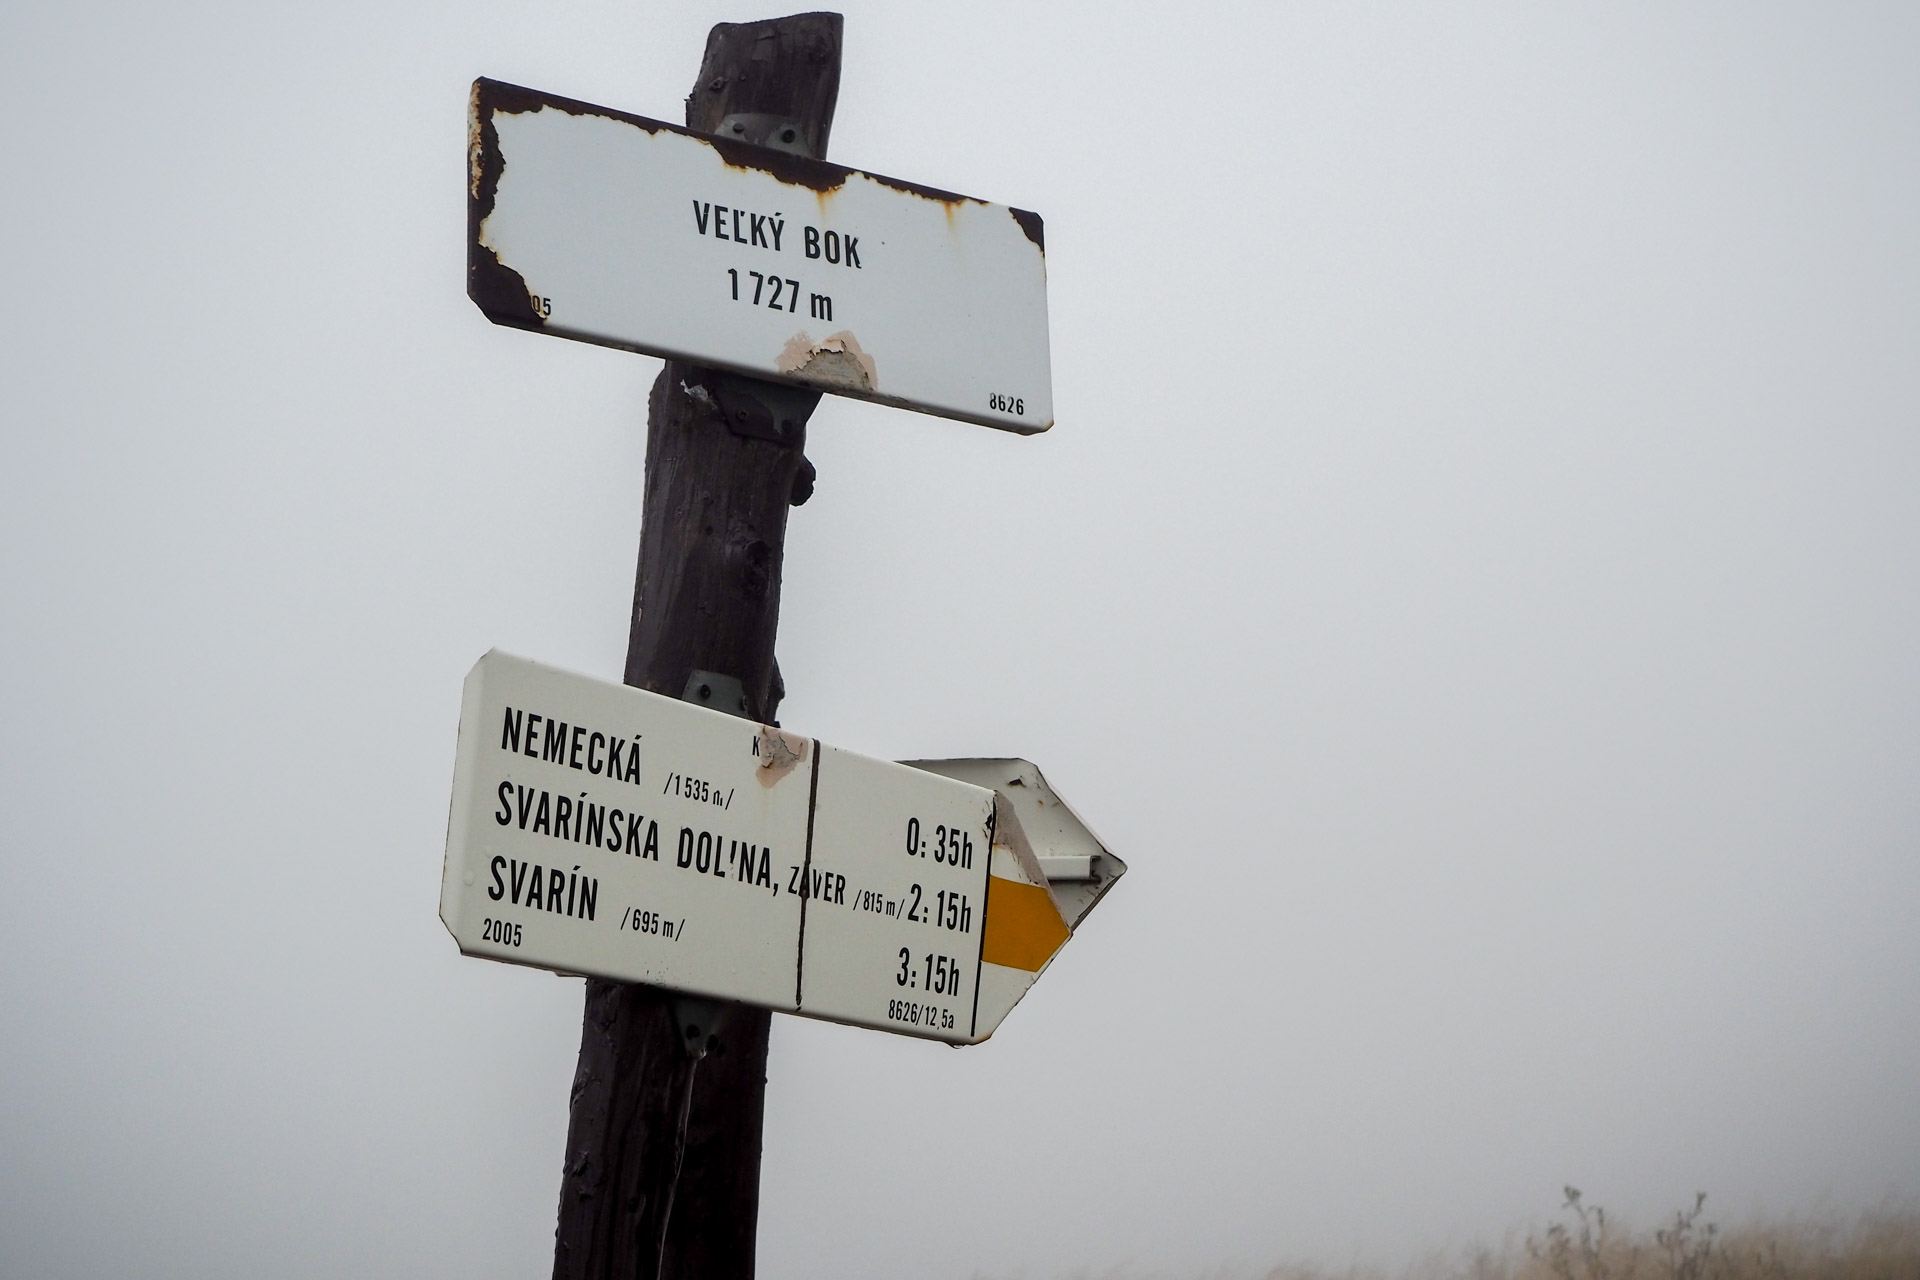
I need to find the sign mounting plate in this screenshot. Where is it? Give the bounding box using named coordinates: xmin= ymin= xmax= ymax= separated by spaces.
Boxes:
xmin=468 ymin=78 xmax=1053 ymax=433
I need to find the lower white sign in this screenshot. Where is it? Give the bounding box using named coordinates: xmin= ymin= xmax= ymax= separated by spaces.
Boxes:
xmin=439 ymin=651 xmax=1120 ymax=1043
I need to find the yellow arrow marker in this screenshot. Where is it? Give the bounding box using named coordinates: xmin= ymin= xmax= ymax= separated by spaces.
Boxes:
xmin=981 ymin=874 xmax=1071 ymax=972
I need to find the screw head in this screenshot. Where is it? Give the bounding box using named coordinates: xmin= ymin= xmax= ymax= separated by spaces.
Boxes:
xmin=780 ymin=127 xmax=796 ymax=143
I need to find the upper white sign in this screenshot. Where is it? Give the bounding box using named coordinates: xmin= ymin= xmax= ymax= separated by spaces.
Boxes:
xmin=468 ymin=78 xmax=1053 ymax=433
xmin=439 ymin=652 xmax=1123 ymax=1043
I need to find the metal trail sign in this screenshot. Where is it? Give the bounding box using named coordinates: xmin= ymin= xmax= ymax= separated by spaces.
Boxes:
xmin=440 ymin=652 xmax=1122 ymax=1043
xmin=468 ymin=78 xmax=1053 ymax=433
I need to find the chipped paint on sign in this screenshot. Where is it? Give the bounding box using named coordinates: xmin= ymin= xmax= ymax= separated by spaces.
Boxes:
xmin=755 ymin=725 xmax=809 ymax=784
xmin=776 ymin=330 xmax=877 ymax=391
xmin=467 ymin=78 xmax=1052 ymax=433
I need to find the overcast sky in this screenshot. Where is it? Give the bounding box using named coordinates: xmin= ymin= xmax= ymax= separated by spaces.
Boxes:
xmin=3 ymin=3 xmax=1917 ymax=1278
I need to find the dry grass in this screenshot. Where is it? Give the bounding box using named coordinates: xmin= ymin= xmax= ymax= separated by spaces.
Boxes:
xmin=989 ymin=1191 xmax=1920 ymax=1280
xmin=1254 ymin=1189 xmax=1920 ymax=1280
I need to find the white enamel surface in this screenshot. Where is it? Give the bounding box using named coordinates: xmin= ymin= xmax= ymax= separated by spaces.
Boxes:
xmin=797 ymin=745 xmax=994 ymax=1042
xmin=441 ymin=651 xmax=810 ymax=1007
xmin=478 ymin=102 xmax=1052 ymax=431
xmin=440 ymin=651 xmax=1006 ymax=1041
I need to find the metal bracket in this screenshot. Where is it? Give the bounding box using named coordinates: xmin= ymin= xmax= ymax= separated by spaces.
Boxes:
xmin=671 ymin=995 xmax=730 ymax=1058
xmin=682 ymin=669 xmax=751 ymax=718
xmin=681 ymin=368 xmax=819 ymax=447
xmin=712 ymin=372 xmax=820 ymax=446
xmin=713 ymin=113 xmax=812 ymax=156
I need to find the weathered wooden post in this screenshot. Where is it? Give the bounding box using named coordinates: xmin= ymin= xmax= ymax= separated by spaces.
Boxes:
xmin=550 ymin=14 xmax=842 ymax=1280
xmin=454 ymin=12 xmax=1116 ymax=1276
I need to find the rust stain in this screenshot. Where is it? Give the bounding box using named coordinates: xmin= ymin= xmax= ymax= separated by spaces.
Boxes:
xmin=1009 ymin=207 xmax=1045 ymax=251
xmin=477 ymin=78 xmax=1009 ymax=211
xmin=468 ymin=82 xmax=485 ymax=199
xmin=756 ymin=726 xmax=809 ymax=786
xmin=476 ymin=77 xmax=668 ymax=133
xmin=863 ymin=171 xmax=986 ymax=210
xmin=467 ymin=81 xmax=545 ymax=331
xmin=775 ymin=330 xmax=876 ymax=392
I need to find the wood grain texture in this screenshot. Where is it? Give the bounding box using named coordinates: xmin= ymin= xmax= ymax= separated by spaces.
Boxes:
xmin=552 ymin=14 xmax=843 ymax=1280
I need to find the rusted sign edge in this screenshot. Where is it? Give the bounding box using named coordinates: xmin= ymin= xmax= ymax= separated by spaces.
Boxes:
xmin=471 ymin=76 xmax=1041 ymax=207
xmin=465 ymin=77 xmax=1047 ymax=297
xmin=467 ymin=81 xmax=541 ymax=331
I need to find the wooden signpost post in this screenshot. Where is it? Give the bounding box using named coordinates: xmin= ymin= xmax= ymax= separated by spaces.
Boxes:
xmin=450 ymin=14 xmax=1122 ymax=1279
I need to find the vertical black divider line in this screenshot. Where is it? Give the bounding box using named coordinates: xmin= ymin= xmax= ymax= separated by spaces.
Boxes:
xmin=793 ymin=741 xmax=823 ymax=1010
xmin=967 ymin=798 xmax=995 ymax=1040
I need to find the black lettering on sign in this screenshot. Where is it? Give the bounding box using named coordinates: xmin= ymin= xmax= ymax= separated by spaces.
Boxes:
xmin=801 ymin=226 xmax=861 ymax=268
xmin=696 ymin=204 xmax=788 ymax=251
xmin=493 ymin=859 xmax=598 ymax=921
xmin=497 ymin=706 xmax=643 ymax=787
xmin=730 ymin=841 xmax=772 ymax=887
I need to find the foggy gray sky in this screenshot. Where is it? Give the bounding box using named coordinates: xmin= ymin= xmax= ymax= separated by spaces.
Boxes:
xmin=3 ymin=2 xmax=1917 ymax=1278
